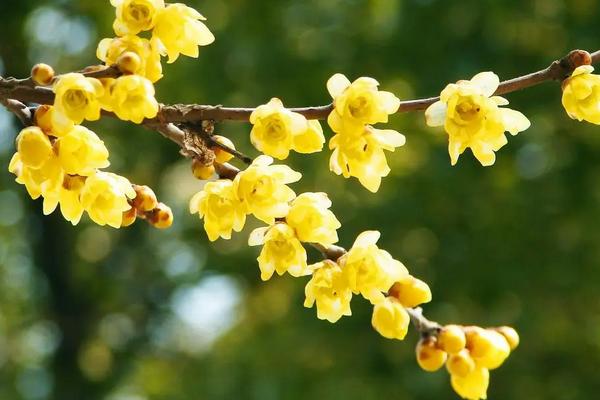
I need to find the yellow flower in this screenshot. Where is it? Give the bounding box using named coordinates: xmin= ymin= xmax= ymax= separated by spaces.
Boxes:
xmin=329 ymin=126 xmax=405 ymax=193
xmin=9 ymin=153 xmax=63 ymax=200
xmin=248 ymin=223 xmax=310 ymax=281
xmin=15 ymin=127 xmax=53 ymax=169
xmin=42 ymin=175 xmax=86 ymax=225
xmin=304 ymin=260 xmax=353 ymax=323
xmin=371 ymin=296 xmax=410 ymax=340
xmin=233 ymin=155 xmax=301 ymax=224
xmin=152 ymin=3 xmax=215 ymax=63
xmin=562 ymin=65 xmax=600 ymax=124
xmin=339 ymin=231 xmax=408 ymax=304
xmin=327 ymin=73 xmax=400 ymax=136
xmin=97 ymin=35 xmax=163 ymax=82
xmin=425 ymin=72 xmax=530 ymax=166
xmin=110 ymin=0 xmax=164 ymax=36
xmin=466 ymin=328 xmax=511 ymax=370
xmin=450 ymin=367 xmax=490 ymax=400
xmin=189 ymin=180 xmax=247 ymax=241
xmin=286 ymin=192 xmax=340 ymax=246
xmin=108 ymin=75 xmax=159 ymax=123
xmin=80 ymin=172 xmax=136 ymax=228
xmin=55 ymin=126 xmax=110 ymax=176
xmin=388 ymin=275 xmax=432 ymax=308
xmin=53 ymin=73 xmax=103 ymax=130
xmin=250 ymin=98 xmax=325 ymax=159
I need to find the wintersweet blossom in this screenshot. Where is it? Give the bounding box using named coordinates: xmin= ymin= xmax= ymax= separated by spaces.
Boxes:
xmin=111 ymin=0 xmax=164 ymax=36
xmin=80 ymin=172 xmax=136 ymax=228
xmin=250 ymin=98 xmax=324 ymax=159
xmin=371 ymin=296 xmax=410 ymax=340
xmin=285 ymin=192 xmax=340 ymax=246
xmin=152 ymin=3 xmax=215 ymax=63
xmin=55 ymin=126 xmax=110 ymax=176
xmin=248 ymin=223 xmax=310 ymax=281
xmin=97 ymin=35 xmax=163 ymax=82
xmin=108 ymin=75 xmax=159 ymax=123
xmin=339 ymin=230 xmax=408 ymax=304
xmin=327 ymin=73 xmax=400 ymax=136
xmin=42 ymin=175 xmax=86 ymax=225
xmin=425 ymin=72 xmax=530 ymax=166
xmin=450 ymin=367 xmax=490 ymax=400
xmin=562 ymin=65 xmax=600 ymax=124
xmin=304 ymin=260 xmax=353 ymax=323
xmin=233 ymin=155 xmax=301 ymax=224
xmin=329 ymin=126 xmax=405 ymax=192
xmin=189 ymin=180 xmax=247 ymax=241
xmin=53 ymin=73 xmax=103 ymax=131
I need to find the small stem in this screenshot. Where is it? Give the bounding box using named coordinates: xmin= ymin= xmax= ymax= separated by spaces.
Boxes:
xmin=405 ymin=307 xmax=442 ymax=337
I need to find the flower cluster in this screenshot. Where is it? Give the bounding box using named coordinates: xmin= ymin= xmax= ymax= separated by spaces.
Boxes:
xmin=250 ymin=98 xmax=324 ymax=160
xmin=306 ymin=231 xmax=424 ymax=324
xmin=109 ymin=0 xmax=214 ymax=63
xmin=415 ymin=325 xmax=519 ymax=400
xmin=190 ymin=155 xmax=302 ymax=241
xmin=425 ymin=72 xmax=530 ymax=166
xmin=326 ymin=73 xmax=405 ymax=192
xmin=8 ymin=105 xmax=171 ymax=229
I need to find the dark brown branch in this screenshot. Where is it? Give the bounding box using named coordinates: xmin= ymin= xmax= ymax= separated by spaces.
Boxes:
xmin=1 ymin=98 xmax=33 ymax=126
xmin=3 ymin=49 xmax=596 ymax=125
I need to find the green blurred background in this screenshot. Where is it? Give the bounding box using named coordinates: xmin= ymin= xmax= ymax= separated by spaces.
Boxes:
xmin=1 ymin=0 xmax=600 ymax=399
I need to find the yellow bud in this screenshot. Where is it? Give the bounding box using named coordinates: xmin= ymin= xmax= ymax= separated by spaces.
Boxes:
xmin=121 ymin=207 xmax=137 ymax=227
xmin=438 ymin=325 xmax=467 ymax=354
xmin=116 ymin=51 xmax=142 ymax=75
xmin=466 ymin=328 xmax=511 ymax=370
xmin=446 ymin=349 xmax=476 ymax=377
xmin=212 ymin=135 xmax=236 ymax=164
xmin=34 ymin=105 xmax=55 ymax=134
xmin=494 ymin=326 xmax=519 ymax=351
xmin=192 ymin=159 xmax=215 ymax=180
xmin=389 ymin=275 xmax=432 ymax=308
xmin=416 ymin=338 xmax=447 ymax=372
xmin=31 ymin=63 xmax=55 ymax=85
xmin=16 ymin=126 xmax=53 ymax=169
xmin=450 ymin=367 xmax=490 ymax=400
xmin=132 ymin=184 xmax=158 ymax=212
xmin=150 ymin=202 xmax=173 ymax=229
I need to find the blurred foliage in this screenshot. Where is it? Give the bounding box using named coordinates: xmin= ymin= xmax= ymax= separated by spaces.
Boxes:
xmin=1 ymin=0 xmax=600 ymax=399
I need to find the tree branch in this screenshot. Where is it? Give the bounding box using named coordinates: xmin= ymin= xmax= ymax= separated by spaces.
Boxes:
xmin=1 ymin=49 xmax=597 ymax=126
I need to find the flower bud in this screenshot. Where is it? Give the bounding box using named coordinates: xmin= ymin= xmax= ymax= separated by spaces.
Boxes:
xmin=212 ymin=135 xmax=236 ymax=163
xmin=466 ymin=328 xmax=510 ymax=370
xmin=34 ymin=105 xmax=55 ymax=134
xmin=150 ymin=202 xmax=173 ymax=229
xmin=132 ymin=185 xmax=158 ymax=212
xmin=446 ymin=349 xmax=476 ymax=377
xmin=191 ymin=159 xmax=215 ymax=180
xmin=116 ymin=51 xmax=142 ymax=75
xmin=416 ymin=337 xmax=447 ymax=372
xmin=31 ymin=63 xmax=55 ymax=85
xmin=121 ymin=207 xmax=137 ymax=227
xmin=437 ymin=325 xmax=466 ymax=354
xmin=389 ymin=276 xmax=432 ymax=308
xmin=494 ymin=326 xmax=519 ymax=350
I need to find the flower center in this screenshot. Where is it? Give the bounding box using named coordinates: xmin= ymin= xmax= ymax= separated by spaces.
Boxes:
xmin=265 ymin=118 xmax=286 ymax=141
xmin=126 ymin=3 xmax=152 ymax=24
xmin=349 ymin=96 xmax=371 ymax=119
xmin=65 ymin=89 xmax=88 ymax=110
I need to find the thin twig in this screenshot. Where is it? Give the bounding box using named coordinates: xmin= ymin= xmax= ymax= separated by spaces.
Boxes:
xmin=0 ymin=98 xmax=33 ymax=126
xmin=182 ymin=122 xmax=254 ymax=165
